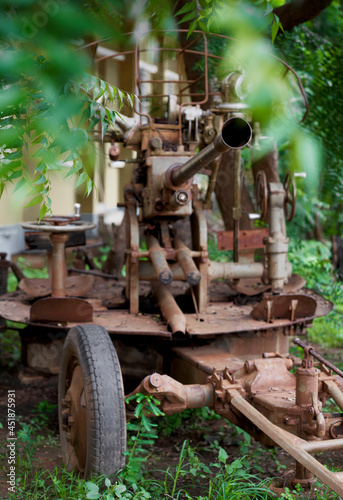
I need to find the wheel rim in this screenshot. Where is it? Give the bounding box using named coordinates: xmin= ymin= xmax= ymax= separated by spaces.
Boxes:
xmin=61 ymin=359 xmax=87 ymax=472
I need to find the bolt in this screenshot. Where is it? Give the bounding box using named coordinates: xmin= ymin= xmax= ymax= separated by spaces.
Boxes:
xmin=149 ymin=373 xmax=163 ymax=389
xmin=244 ymin=360 xmax=255 ymax=374
xmin=175 ymin=191 xmax=189 ymax=205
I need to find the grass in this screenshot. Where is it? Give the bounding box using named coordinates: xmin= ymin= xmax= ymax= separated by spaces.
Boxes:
xmin=1 ymin=398 xmax=341 ymax=500
xmin=288 ymin=239 xmax=343 ymax=347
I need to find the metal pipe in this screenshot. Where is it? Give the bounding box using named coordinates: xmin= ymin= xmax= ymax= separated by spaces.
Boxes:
xmin=302 ymin=438 xmax=343 ymax=453
xmin=233 ymin=149 xmax=242 ymax=263
xmin=294 ymin=338 xmax=343 ymax=379
xmin=174 ymin=238 xmax=201 ymax=286
xmin=139 ymin=261 xmax=186 ymax=281
xmin=325 ymin=381 xmax=343 ymax=412
xmin=230 ymin=392 xmax=343 ymax=498
xmin=50 ymin=233 xmax=69 ymax=298
xmin=140 ymin=260 xmax=266 ymax=282
xmin=147 ymin=235 xmax=173 ymax=285
xmin=209 ymin=261 xmax=264 ymax=280
xmin=169 ymin=117 xmax=252 ymax=187
xmin=151 ymin=282 xmax=186 ymax=335
xmin=204 ymin=157 xmax=220 ymax=208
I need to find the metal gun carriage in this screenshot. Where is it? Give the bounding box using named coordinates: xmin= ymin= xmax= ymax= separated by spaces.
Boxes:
xmin=0 ymin=29 xmax=343 ymax=496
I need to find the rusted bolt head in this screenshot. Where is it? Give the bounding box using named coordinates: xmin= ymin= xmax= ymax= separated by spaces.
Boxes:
xmin=149 ymin=373 xmax=163 ymax=389
xmin=244 ymin=360 xmax=255 ymax=374
xmin=175 ymin=191 xmax=189 ymax=205
xmin=151 ymin=137 xmax=163 ymax=150
xmin=109 ymin=145 xmax=120 ymax=161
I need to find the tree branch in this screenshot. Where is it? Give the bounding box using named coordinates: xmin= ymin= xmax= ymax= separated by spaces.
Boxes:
xmin=274 ymin=0 xmax=334 ymax=32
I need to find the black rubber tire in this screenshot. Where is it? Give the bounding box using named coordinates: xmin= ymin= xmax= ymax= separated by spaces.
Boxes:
xmin=58 ymin=324 xmax=126 ymax=478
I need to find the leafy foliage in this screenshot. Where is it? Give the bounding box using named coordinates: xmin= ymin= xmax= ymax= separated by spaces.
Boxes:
xmin=277 ymin=1 xmax=343 ymax=237
xmin=289 ymin=239 xmax=343 ymax=346
xmin=0 ymin=1 xmax=134 ymax=215
xmin=176 ymin=0 xmax=283 ymax=41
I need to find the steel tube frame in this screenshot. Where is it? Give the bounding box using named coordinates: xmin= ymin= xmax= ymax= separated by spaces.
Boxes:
xmin=151 ymin=282 xmax=186 ymax=334
xmin=230 ymin=392 xmax=343 ymax=497
xmin=174 ymin=238 xmax=201 ymax=285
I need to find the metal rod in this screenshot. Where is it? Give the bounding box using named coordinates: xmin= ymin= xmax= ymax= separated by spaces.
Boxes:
xmin=139 ymin=261 xmax=265 ymax=282
xmin=294 ymin=338 xmax=343 ymax=379
xmin=325 ymin=381 xmax=343 ymax=411
xmin=50 ymin=233 xmax=69 ymax=298
xmin=209 ymin=261 xmax=264 ymax=280
xmin=151 ymin=282 xmax=186 ymax=335
xmin=233 ymin=149 xmax=242 ymax=263
xmin=174 ymin=238 xmax=201 ymax=286
xmin=139 ymin=262 xmax=185 ymax=281
xmin=204 ymin=158 xmax=220 ymax=208
xmin=230 ymin=392 xmax=343 ymax=497
xmin=68 ymin=267 xmax=117 ymax=280
xmin=147 ymin=235 xmax=173 ymax=285
xmin=302 ymin=438 xmax=343 ymax=453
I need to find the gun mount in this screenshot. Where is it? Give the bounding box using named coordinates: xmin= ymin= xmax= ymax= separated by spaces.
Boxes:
xmin=1 ymin=30 xmax=342 ymax=497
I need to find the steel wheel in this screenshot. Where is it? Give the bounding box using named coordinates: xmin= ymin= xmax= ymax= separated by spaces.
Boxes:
xmin=58 ymin=324 xmax=126 ymax=478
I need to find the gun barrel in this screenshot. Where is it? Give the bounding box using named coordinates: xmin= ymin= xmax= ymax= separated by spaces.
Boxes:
xmin=170 ymin=117 xmax=251 ymax=188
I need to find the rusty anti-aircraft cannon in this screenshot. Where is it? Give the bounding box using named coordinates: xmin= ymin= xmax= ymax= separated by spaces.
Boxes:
xmin=0 ymin=30 xmax=343 ymax=496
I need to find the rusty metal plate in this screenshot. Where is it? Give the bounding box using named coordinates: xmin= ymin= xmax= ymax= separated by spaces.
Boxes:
xmin=232 ymin=274 xmax=306 ymax=297
xmin=217 ymin=228 xmax=269 ymax=251
xmin=172 ymin=345 xmax=245 ymax=374
xmin=251 ymin=294 xmax=317 ymax=322
xmin=0 ymin=299 xmax=171 ymax=337
xmin=0 ymin=285 xmax=332 ymax=337
xmin=30 ymin=298 xmax=93 ymax=323
xmin=19 ymin=275 xmax=95 ymax=298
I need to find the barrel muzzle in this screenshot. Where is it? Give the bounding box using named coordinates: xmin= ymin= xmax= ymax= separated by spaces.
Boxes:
xmin=168 ymin=117 xmax=252 ymax=188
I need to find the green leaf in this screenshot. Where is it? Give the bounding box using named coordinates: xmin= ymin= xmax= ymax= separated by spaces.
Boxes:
xmin=7 ymin=170 xmax=22 ymax=181
xmin=187 ymin=19 xmax=198 ymax=38
xmin=39 ymin=203 xmax=48 ymax=221
xmin=86 ymin=177 xmax=93 ymax=196
xmin=134 ymin=402 xmax=144 ymax=418
xmin=105 ymin=477 xmax=111 ymax=488
xmin=25 ymin=195 xmax=43 ymax=208
xmin=114 ymin=484 xmax=127 ymax=495
xmin=13 ymin=176 xmax=27 ymax=194
xmin=176 ymin=1 xmax=196 ymax=17
xmin=271 ymin=19 xmax=280 ymax=43
xmin=75 ymin=171 xmax=88 ymax=189
xmin=179 ymin=11 xmax=197 ymax=24
xmin=218 ymin=447 xmax=228 ymax=464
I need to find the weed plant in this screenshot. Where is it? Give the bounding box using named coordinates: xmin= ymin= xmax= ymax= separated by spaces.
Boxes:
xmin=288 ymin=239 xmax=343 ymax=347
